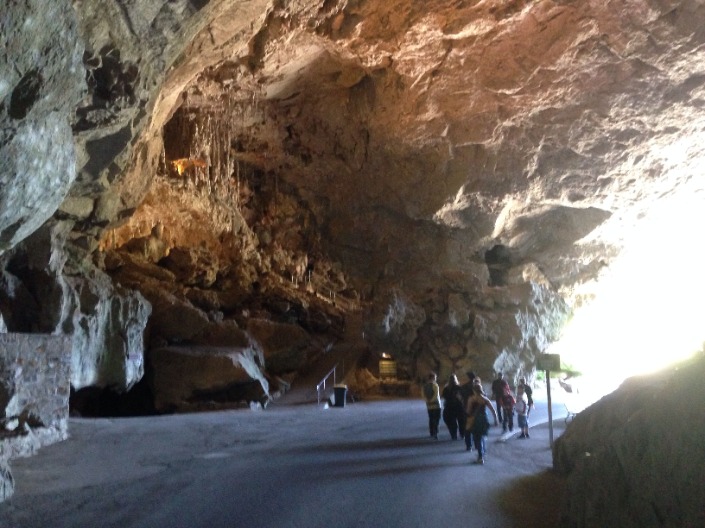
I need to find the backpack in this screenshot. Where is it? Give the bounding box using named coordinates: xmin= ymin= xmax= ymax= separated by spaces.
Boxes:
xmin=501 ymin=389 xmax=515 ymax=408
xmin=470 ymin=405 xmax=490 ymax=435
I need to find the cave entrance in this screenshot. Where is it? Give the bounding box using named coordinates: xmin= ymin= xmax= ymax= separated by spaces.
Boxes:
xmin=69 ymin=377 xmax=157 ymax=418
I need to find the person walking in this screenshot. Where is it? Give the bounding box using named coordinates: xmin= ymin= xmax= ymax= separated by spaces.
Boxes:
xmin=501 ymin=386 xmax=516 ymax=433
xmin=491 ymin=372 xmax=509 ymax=423
xmin=423 ymin=372 xmax=441 ymax=439
xmin=441 ymin=374 xmax=464 ymax=440
xmin=465 ymin=378 xmax=499 ymax=464
xmin=518 ymin=376 xmax=533 ymax=417
xmin=515 ymin=385 xmax=530 ymax=439
xmin=460 ymin=371 xmax=476 ymax=450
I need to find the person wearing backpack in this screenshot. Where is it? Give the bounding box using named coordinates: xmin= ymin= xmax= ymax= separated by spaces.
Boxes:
xmin=465 ymin=378 xmax=499 ymax=464
xmin=423 ymin=372 xmax=441 ymax=439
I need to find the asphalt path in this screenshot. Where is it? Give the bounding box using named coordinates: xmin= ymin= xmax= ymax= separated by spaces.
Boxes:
xmin=0 ymin=393 xmax=569 ymax=528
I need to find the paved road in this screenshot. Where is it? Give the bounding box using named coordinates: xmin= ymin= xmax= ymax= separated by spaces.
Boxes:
xmin=0 ymin=396 xmax=569 ymax=528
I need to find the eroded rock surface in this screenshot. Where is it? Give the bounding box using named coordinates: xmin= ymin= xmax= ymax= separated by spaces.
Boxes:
xmin=1 ymin=0 xmax=704 ymax=396
xmin=1 ymin=0 xmax=705 ymax=518
xmin=1 ymin=0 xmax=704 ymax=406
xmin=0 ymin=0 xmax=84 ymax=251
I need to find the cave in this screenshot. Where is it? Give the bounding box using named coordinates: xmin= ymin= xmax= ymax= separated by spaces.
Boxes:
xmin=484 ymin=244 xmax=513 ymax=287
xmin=1 ymin=0 xmax=704 ymax=525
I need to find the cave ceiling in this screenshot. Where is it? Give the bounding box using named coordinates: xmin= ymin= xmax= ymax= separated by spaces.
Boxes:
xmin=136 ymin=0 xmax=705 ymax=295
xmin=167 ymin=1 xmax=704 ymax=293
xmin=3 ymin=0 xmax=705 ymax=384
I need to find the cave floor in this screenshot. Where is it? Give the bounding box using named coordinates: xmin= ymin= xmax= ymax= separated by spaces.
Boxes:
xmin=0 ymin=396 xmax=568 ymax=528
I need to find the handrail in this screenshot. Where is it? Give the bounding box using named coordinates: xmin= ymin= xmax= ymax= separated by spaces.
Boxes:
xmin=315 ymin=364 xmax=337 ymax=405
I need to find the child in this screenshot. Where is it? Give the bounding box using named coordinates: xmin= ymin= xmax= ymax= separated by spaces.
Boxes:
xmin=515 ymin=385 xmax=530 ymax=438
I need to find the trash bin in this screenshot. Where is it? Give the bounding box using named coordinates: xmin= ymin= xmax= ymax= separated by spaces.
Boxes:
xmin=333 ymin=384 xmax=348 ymax=407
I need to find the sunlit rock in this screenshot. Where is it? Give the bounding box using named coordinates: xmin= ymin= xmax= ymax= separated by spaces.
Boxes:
xmin=554 ymin=353 xmax=705 ymax=528
xmin=66 ymin=271 xmax=151 ymax=391
xmin=370 ymin=288 xmax=427 ymax=356
xmin=0 ymin=334 xmax=72 ymax=438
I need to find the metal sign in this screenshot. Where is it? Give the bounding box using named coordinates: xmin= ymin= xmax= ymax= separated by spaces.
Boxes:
xmin=536 ymin=353 xmax=561 ymax=371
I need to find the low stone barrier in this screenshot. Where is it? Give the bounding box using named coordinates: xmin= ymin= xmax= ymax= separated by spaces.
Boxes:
xmin=0 ymin=333 xmax=72 ymax=501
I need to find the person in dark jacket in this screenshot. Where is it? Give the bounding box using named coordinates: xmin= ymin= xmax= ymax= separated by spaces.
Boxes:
xmin=491 ymin=372 xmax=509 ymax=423
xmin=441 ymin=374 xmax=464 ymax=440
xmin=459 ymin=371 xmax=476 ymax=450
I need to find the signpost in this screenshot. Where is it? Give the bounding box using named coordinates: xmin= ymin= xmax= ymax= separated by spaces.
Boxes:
xmin=536 ymin=353 xmax=561 ymax=448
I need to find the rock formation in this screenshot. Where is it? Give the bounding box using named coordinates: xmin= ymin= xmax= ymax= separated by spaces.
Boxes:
xmin=1 ymin=0 xmax=705 ymax=516
xmin=554 ymin=352 xmax=705 ymax=528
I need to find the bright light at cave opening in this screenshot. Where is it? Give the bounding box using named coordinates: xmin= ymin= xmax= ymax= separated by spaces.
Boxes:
xmin=550 ymin=187 xmax=705 ymax=405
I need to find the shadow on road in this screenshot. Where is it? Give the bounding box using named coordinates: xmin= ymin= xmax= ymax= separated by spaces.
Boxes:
xmin=500 ymin=469 xmax=567 ymax=528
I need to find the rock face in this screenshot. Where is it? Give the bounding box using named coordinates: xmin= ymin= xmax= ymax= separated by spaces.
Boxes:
xmin=0 ymin=333 xmax=72 ymax=501
xmin=553 ymin=353 xmax=705 ymax=528
xmin=149 ymin=341 xmax=269 ymax=413
xmin=0 ymin=223 xmax=151 ymax=392
xmin=3 ymin=0 xmax=703 ymax=391
xmin=1 ymin=0 xmax=705 ymax=517
xmin=0 ymin=0 xmax=84 ymax=252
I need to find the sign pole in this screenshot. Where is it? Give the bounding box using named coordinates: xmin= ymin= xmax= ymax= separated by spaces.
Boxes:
xmin=537 ymin=353 xmax=560 ymax=450
xmin=546 ymin=370 xmax=554 ymax=448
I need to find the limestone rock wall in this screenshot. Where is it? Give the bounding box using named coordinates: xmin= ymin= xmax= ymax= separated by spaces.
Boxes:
xmin=149 ymin=341 xmax=269 ymax=412
xmin=0 ymin=0 xmax=84 ymax=253
xmin=68 ymin=0 xmax=272 ymax=247
xmin=0 ymin=334 xmax=72 ymax=440
xmin=66 ymin=271 xmax=151 ymax=391
xmin=0 ymin=223 xmax=150 ymax=392
xmin=553 ymin=353 xmax=705 ymax=528
xmin=367 ymin=280 xmax=569 ymax=382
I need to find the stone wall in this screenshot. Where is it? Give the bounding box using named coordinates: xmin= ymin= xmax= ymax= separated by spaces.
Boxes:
xmin=0 ymin=333 xmax=72 ymax=501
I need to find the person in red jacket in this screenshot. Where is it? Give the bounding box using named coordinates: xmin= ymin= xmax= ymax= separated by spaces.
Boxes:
xmin=500 ymin=386 xmax=516 ymax=433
